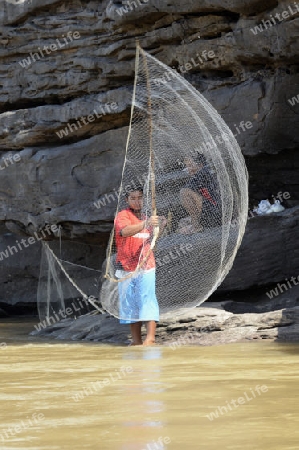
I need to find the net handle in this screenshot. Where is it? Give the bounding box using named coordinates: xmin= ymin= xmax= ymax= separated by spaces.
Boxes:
xmin=104 ymin=42 xmax=160 ymax=283
xmin=139 ymin=42 xmax=160 ymax=247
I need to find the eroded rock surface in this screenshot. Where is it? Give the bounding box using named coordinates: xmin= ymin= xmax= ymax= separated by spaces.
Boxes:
xmin=1 ymin=0 xmax=299 ymax=232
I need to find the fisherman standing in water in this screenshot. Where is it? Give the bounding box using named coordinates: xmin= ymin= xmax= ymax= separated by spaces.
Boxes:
xmin=114 ymin=186 xmax=166 ymax=346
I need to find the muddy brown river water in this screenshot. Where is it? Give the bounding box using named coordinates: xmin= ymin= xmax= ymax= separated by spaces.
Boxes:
xmin=0 ymin=319 xmax=299 ymax=450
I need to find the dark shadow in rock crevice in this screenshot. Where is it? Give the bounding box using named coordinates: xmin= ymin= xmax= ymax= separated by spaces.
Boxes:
xmin=276 ymin=307 xmax=299 ymax=344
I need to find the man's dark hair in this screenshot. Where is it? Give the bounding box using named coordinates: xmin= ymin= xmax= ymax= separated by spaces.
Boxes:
xmin=193 ymin=153 xmax=207 ymax=166
xmin=124 ymin=184 xmax=143 ymax=198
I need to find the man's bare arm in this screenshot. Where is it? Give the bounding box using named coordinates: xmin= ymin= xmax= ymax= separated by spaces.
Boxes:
xmin=120 ymin=216 xmax=160 ymax=237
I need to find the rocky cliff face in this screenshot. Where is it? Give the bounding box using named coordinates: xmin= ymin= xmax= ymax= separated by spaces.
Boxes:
xmin=0 ymin=0 xmax=298 ymax=308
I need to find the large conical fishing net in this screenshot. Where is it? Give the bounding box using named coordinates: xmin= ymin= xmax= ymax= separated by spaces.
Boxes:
xmin=100 ymin=44 xmax=248 ymax=320
xmin=36 ymin=44 xmax=248 ymax=325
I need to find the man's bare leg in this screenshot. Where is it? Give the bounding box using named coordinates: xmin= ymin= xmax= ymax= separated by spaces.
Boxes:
xmin=130 ymin=322 xmax=143 ymax=345
xmin=143 ymin=321 xmax=156 ymax=346
xmin=180 ymin=188 xmax=203 ymax=231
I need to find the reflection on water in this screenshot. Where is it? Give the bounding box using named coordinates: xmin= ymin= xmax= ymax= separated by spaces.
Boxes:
xmin=120 ymin=348 xmax=167 ymax=450
xmin=1 ymin=319 xmax=299 ymax=450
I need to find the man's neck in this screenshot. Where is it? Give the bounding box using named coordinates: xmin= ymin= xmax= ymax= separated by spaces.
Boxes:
xmin=129 ymin=207 xmax=142 ymax=218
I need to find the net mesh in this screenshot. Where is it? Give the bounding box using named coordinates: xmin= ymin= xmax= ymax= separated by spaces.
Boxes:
xmin=36 ymin=44 xmax=248 ymax=325
xmin=100 ymin=44 xmax=248 ymax=320
xmin=37 ymin=241 xmax=103 ymax=323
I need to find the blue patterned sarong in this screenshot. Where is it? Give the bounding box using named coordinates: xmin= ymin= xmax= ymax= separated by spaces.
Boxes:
xmin=117 ymin=269 xmax=159 ymax=324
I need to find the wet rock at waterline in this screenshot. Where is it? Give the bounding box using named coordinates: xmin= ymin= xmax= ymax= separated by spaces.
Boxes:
xmin=30 ymin=300 xmax=299 ymax=346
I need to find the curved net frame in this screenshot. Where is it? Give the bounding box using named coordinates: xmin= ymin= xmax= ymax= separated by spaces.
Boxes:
xmin=100 ymin=44 xmax=248 ymax=320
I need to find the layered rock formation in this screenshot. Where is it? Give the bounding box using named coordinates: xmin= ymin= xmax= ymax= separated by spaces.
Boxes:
xmin=0 ymin=0 xmax=299 ymax=308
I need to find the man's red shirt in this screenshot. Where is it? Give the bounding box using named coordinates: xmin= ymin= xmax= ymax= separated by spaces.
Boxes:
xmin=114 ymin=208 xmax=155 ymax=271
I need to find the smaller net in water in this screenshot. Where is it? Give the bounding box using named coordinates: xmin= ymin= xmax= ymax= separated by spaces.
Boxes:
xmin=100 ymin=44 xmax=248 ymax=320
xmin=37 ymin=241 xmax=103 ymax=324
